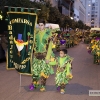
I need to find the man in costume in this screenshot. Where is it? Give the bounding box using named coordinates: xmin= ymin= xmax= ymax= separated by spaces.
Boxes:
xmin=30 ymin=19 xmax=55 ymax=91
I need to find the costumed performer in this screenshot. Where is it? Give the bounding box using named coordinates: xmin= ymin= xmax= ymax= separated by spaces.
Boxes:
xmin=30 ymin=19 xmax=55 ymax=92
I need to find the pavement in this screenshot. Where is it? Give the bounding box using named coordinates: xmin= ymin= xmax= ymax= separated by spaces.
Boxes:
xmin=0 ymin=42 xmax=100 ymax=100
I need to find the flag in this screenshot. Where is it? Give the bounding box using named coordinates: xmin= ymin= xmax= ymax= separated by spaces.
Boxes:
xmin=6 ymin=7 xmax=37 ymax=75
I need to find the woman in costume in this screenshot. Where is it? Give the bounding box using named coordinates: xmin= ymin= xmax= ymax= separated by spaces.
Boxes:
xmin=30 ymin=19 xmax=55 ymax=91
xmin=49 ymin=49 xmax=73 ymax=94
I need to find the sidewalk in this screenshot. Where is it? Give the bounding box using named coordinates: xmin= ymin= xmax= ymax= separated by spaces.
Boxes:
xmin=0 ymin=43 xmax=100 ymax=100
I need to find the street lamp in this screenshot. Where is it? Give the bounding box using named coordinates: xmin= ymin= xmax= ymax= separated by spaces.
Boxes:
xmin=71 ymin=17 xmax=73 ymax=20
xmin=0 ymin=15 xmax=2 ymax=20
xmin=69 ymin=0 xmax=73 ymax=17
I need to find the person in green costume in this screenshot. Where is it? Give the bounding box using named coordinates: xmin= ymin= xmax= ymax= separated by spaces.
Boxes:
xmin=30 ymin=19 xmax=55 ymax=92
xmin=49 ymin=49 xmax=73 ymax=94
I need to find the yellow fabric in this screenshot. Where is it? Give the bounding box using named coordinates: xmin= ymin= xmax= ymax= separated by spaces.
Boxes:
xmin=45 ymin=41 xmax=53 ymax=60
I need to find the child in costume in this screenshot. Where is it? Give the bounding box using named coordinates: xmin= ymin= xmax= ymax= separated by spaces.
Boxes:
xmin=49 ymin=49 xmax=73 ymax=94
xmin=30 ymin=19 xmax=54 ymax=92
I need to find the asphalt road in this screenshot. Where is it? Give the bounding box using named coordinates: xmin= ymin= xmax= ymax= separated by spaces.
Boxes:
xmin=0 ymin=42 xmax=100 ymax=100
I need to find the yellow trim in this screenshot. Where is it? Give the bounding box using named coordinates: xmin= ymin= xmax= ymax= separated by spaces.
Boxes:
xmin=19 ymin=72 xmax=32 ymax=76
xmin=7 ymin=11 xmax=37 ymax=16
xmin=6 ymin=50 xmax=15 ymax=70
xmin=30 ymin=13 xmax=37 ymax=74
xmin=6 ymin=49 xmax=8 ymax=69
xmin=14 ymin=37 xmax=28 ymax=46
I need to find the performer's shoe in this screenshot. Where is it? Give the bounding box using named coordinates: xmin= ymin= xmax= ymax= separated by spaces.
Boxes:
xmin=40 ymin=87 xmax=46 ymax=92
xmin=57 ymin=86 xmax=60 ymax=91
xmin=29 ymin=83 xmax=35 ymax=90
xmin=60 ymin=89 xmax=65 ymax=94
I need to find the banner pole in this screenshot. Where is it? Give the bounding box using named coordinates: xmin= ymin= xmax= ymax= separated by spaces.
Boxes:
xmin=4 ymin=6 xmax=41 ymax=10
xmin=19 ymin=74 xmax=21 ymax=92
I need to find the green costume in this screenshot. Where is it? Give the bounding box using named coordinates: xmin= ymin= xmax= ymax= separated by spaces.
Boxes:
xmin=49 ymin=55 xmax=73 ymax=90
xmin=31 ymin=28 xmax=54 ymax=89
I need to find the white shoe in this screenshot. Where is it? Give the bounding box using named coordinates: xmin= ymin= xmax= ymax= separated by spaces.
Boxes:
xmin=60 ymin=89 xmax=65 ymax=94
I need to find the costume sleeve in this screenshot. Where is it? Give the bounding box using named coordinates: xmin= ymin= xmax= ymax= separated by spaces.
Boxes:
xmin=45 ymin=40 xmax=53 ymax=60
xmin=66 ymin=62 xmax=71 ymax=76
xmin=49 ymin=60 xmax=57 ymax=66
xmin=67 ymin=55 xmax=74 ymax=63
xmin=45 ymin=29 xmax=53 ymax=60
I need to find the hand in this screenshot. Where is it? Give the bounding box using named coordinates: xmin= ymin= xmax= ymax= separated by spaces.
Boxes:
xmin=66 ymin=75 xmax=70 ymax=78
xmin=45 ymin=60 xmax=50 ymax=64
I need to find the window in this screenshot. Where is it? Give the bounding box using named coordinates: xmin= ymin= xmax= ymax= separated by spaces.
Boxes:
xmin=95 ymin=15 xmax=97 ymax=17
xmin=74 ymin=14 xmax=76 ymax=16
xmin=92 ymin=11 xmax=95 ymax=14
xmin=91 ymin=18 xmax=94 ymax=20
xmin=92 ymin=7 xmax=95 ymax=10
xmin=91 ymin=22 xmax=94 ymax=24
xmin=92 ymin=3 xmax=95 ymax=6
xmin=91 ymin=15 xmax=94 ymax=17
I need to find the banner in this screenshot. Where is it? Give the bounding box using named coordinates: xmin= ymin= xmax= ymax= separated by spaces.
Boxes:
xmin=7 ymin=9 xmax=37 ymax=75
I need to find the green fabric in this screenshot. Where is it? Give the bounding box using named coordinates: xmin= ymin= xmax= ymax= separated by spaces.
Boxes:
xmin=45 ymin=41 xmax=53 ymax=60
xmin=34 ymin=29 xmax=52 ymax=57
xmin=55 ymin=56 xmax=72 ymax=86
xmin=32 ymin=28 xmax=54 ymax=78
xmin=7 ymin=11 xmax=36 ymax=75
xmin=32 ymin=57 xmax=54 ymax=77
xmin=49 ymin=55 xmax=73 ymax=86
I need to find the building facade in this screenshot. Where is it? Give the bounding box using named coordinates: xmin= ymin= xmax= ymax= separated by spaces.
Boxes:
xmin=58 ymin=0 xmax=74 ymax=17
xmin=74 ymin=0 xmax=86 ymax=23
xmin=86 ymin=0 xmax=100 ymax=28
xmin=31 ymin=0 xmax=74 ymax=17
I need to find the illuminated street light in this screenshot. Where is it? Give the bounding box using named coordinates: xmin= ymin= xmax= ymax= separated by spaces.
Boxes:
xmin=71 ymin=17 xmax=73 ymax=20
xmin=0 ymin=15 xmax=2 ymax=20
xmin=88 ymin=4 xmax=91 ymax=6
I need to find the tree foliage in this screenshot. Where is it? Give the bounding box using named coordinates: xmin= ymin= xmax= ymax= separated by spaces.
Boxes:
xmin=0 ymin=0 xmax=91 ymax=30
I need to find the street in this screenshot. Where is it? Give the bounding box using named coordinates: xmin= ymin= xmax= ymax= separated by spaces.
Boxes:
xmin=0 ymin=42 xmax=100 ymax=100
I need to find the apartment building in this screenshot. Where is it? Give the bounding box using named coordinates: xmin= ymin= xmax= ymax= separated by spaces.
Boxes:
xmin=74 ymin=0 xmax=86 ymax=23
xmin=31 ymin=0 xmax=74 ymax=17
xmin=86 ymin=0 xmax=100 ymax=28
xmin=58 ymin=0 xmax=74 ymax=17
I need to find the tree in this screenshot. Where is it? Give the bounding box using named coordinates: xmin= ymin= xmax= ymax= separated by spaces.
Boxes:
xmin=48 ymin=6 xmax=61 ymax=24
xmin=31 ymin=1 xmax=50 ymax=21
xmin=77 ymin=20 xmax=84 ymax=29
